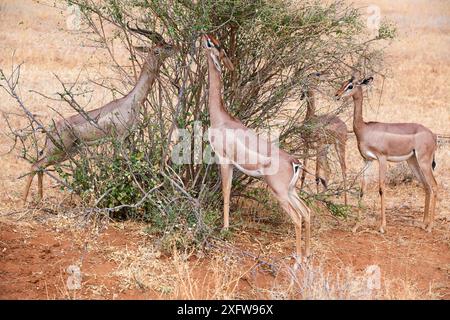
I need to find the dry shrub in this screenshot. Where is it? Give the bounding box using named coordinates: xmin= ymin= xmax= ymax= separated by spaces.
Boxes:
xmin=108 ymin=245 xmax=176 ymax=295
xmin=1 ymin=0 xmax=394 ymax=250
xmin=105 ymin=241 xmax=432 ymax=299
xmin=386 ymin=162 xmax=415 ymax=186
xmin=268 ymin=262 xmax=377 ymax=299
xmin=107 ymin=244 xmax=246 ymax=299
xmin=268 ymin=261 xmax=429 ymax=300
xmin=383 ymin=278 xmax=434 ymax=300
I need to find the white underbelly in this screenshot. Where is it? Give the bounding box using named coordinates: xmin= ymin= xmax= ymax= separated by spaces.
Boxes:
xmin=387 ymin=151 xmax=414 ymax=162
xmin=364 ymin=150 xmax=377 ymax=160
xmin=213 ymin=151 xmax=265 ymax=177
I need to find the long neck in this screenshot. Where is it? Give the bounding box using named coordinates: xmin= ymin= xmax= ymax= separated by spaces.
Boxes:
xmin=207 ymin=55 xmax=232 ymax=126
xmin=304 ymin=90 xmax=316 ymax=120
xmin=129 ymin=56 xmax=160 ymax=109
xmin=352 ymin=87 xmax=365 ymax=132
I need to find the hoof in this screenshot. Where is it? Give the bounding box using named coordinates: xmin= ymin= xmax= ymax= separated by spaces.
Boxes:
xmin=352 ymin=223 xmax=361 ymax=234
xmin=304 ymin=251 xmax=311 ymax=260
xmin=293 ymin=252 xmax=311 ymax=270
xmin=292 ymin=255 xmax=303 ymax=272
xmin=378 ymin=226 xmax=386 ymax=234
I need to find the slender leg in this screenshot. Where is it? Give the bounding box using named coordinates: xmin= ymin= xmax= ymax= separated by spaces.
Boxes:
xmin=430 ymin=174 xmax=438 ymax=231
xmin=279 ymin=199 xmax=303 ymax=266
xmin=267 ymin=169 xmax=311 ymax=268
xmin=425 ymin=165 xmax=438 ymax=232
xmin=300 ymin=157 xmax=308 ymax=191
xmin=378 ymin=157 xmax=387 ymax=233
xmin=23 ymin=171 xmax=35 ymax=203
xmin=220 ymin=164 xmax=233 ymax=230
xmin=430 ymin=187 xmax=437 ymax=231
xmin=360 ymin=160 xmax=372 ymax=200
xmin=294 ymin=217 xmax=302 ymax=267
xmin=408 ymin=155 xmax=437 ymax=231
xmin=406 ymin=157 xmax=425 ymax=184
xmin=316 ymin=145 xmax=329 ymax=192
xmin=353 ymin=160 xmax=372 ymax=233
xmin=407 ymin=156 xmax=428 ymax=227
xmin=419 ymin=172 xmax=432 ymax=229
xmin=23 ymin=157 xmax=48 ymax=203
xmin=304 ymin=213 xmax=311 ymax=258
xmin=289 ymin=190 xmax=311 ymax=258
xmin=38 ymin=171 xmax=44 ymax=201
xmin=417 ymin=160 xmax=438 ymax=232
xmin=23 ymin=156 xmax=51 ymax=203
xmin=321 ymin=157 xmax=330 ymax=190
xmin=335 ymin=141 xmax=347 ymax=205
xmin=315 ymin=150 xmax=321 ymax=194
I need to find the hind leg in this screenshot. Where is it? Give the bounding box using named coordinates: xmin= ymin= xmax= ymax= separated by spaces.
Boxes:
xmin=220 ymin=163 xmax=233 ymax=230
xmin=288 ymin=190 xmax=311 ymax=258
xmin=23 ymin=165 xmax=44 ymax=203
xmin=353 ymin=160 xmax=372 ymax=233
xmin=360 ymin=160 xmax=372 ymax=200
xmin=378 ymin=157 xmax=387 ymax=233
xmin=23 ymin=171 xmax=36 ymax=203
xmin=407 ymin=157 xmax=428 ymax=226
xmin=270 ymin=184 xmax=309 ymax=264
xmin=423 ymin=155 xmax=438 ymax=231
xmin=315 ymin=153 xmax=321 ymax=193
xmin=266 ymin=166 xmax=311 ymax=266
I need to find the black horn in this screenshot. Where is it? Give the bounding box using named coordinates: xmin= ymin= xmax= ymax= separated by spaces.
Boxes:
xmin=126 ymin=22 xmax=166 ymax=44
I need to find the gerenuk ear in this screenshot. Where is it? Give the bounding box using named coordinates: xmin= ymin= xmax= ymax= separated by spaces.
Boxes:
xmin=222 ymin=55 xmax=235 ymax=71
xmin=360 ymin=76 xmax=374 ymax=86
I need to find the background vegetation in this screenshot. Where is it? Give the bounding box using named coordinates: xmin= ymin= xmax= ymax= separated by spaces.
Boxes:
xmin=3 ymin=0 xmax=394 ymax=249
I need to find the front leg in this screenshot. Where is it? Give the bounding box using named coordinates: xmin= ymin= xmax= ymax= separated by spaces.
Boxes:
xmin=220 ymin=163 xmax=233 ymax=230
xmin=38 ymin=171 xmax=44 ymax=201
xmin=299 ymin=157 xmax=308 ymax=191
xmin=353 ymin=160 xmax=372 ymax=233
xmin=315 ymin=145 xmax=329 ymax=192
xmin=23 ymin=170 xmax=36 ymax=204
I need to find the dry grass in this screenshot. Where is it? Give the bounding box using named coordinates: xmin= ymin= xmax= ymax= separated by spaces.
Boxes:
xmin=385 ymin=162 xmax=414 ymax=186
xmin=107 ymin=245 xmax=175 ymax=296
xmin=103 ymin=244 xmax=251 ymax=299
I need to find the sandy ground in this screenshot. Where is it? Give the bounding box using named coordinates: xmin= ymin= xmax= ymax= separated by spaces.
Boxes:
xmin=0 ymin=0 xmax=449 ymax=299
